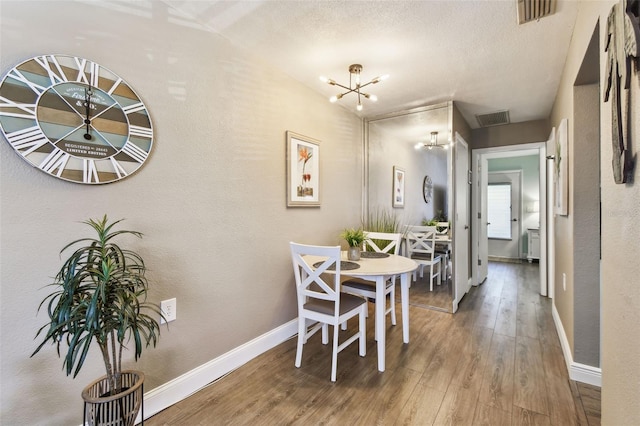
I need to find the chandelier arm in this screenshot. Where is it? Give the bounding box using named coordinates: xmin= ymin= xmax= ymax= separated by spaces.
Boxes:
xmin=337 ymin=87 xmax=359 ymax=97
xmin=358 ymin=81 xmax=373 ymax=89
xmin=329 ymin=81 xmax=353 ymax=91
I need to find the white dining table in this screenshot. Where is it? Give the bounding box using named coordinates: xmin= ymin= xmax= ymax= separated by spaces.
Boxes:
xmin=303 ymin=251 xmax=418 ymax=372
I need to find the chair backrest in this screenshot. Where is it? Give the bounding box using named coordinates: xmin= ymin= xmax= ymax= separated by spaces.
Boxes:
xmin=290 ymin=242 xmax=342 ymax=315
xmin=404 ymin=225 xmax=437 ymax=260
xmin=363 ymin=231 xmax=402 ymax=254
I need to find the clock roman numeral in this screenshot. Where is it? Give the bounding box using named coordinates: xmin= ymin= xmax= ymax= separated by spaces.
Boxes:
xmin=73 ymin=57 xmax=91 ymax=84
xmin=72 ymin=59 xmax=101 ymax=88
xmin=89 ymin=62 xmax=100 ymax=87
xmin=34 ymin=55 xmax=68 ymax=85
xmin=5 ymin=68 xmax=46 ymax=95
xmin=121 ymin=141 xmax=149 ymax=163
xmin=83 ymin=159 xmax=99 ymax=183
xmin=0 ymin=95 xmax=37 ymax=120
xmin=110 ymin=157 xmax=128 ymax=179
xmin=39 ymin=148 xmax=70 ymax=177
xmin=122 ymin=102 xmax=146 ymax=115
xmin=129 ymin=125 xmax=153 ymax=139
xmin=106 ymin=77 xmax=123 ymax=95
xmin=5 ymin=126 xmax=50 ymax=155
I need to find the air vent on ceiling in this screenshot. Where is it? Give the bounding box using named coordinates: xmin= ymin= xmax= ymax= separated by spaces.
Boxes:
xmin=517 ymin=0 xmax=556 ymax=24
xmin=476 ymin=110 xmax=510 ymax=128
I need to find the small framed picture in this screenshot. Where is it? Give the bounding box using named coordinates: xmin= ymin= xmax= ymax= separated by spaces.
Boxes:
xmin=392 ymin=166 xmax=405 ymax=208
xmin=286 ymin=131 xmax=320 ymax=207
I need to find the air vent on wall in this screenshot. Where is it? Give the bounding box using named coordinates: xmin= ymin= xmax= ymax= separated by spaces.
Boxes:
xmin=476 ymin=110 xmax=510 ymax=127
xmin=517 ymin=0 xmax=556 ymax=24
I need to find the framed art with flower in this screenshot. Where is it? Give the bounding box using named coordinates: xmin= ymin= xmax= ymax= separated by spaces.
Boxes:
xmin=286 ymin=131 xmax=320 ymax=207
xmin=392 ymin=166 xmax=405 ymax=208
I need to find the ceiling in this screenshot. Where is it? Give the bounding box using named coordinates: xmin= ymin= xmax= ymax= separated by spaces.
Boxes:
xmin=162 ymin=0 xmax=578 ymax=129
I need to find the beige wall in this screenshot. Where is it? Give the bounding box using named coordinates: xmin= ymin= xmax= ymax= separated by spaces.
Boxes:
xmin=0 ymin=2 xmax=363 ymax=424
xmin=452 ymin=101 xmax=472 ymax=146
xmin=471 ymin=119 xmax=551 ymax=149
xmin=367 ymin=105 xmax=450 ymax=226
xmin=550 ymin=1 xmax=640 ymax=424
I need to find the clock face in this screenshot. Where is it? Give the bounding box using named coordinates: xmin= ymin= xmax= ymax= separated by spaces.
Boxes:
xmin=423 ymin=175 xmax=433 ymax=203
xmin=0 ymin=54 xmax=153 ymax=184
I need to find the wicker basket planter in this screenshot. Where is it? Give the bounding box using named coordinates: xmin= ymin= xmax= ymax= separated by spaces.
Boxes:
xmin=82 ymin=371 xmax=144 ymax=426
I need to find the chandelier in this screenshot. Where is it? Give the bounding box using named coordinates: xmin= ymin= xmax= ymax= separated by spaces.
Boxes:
xmin=415 ymin=131 xmax=451 ymax=150
xmin=320 ymin=64 xmax=389 ymax=111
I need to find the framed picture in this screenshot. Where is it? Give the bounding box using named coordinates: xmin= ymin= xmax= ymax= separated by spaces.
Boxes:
xmin=392 ymin=166 xmax=405 ymax=208
xmin=286 ymin=131 xmax=320 ymax=207
xmin=554 ymin=119 xmax=568 ymax=216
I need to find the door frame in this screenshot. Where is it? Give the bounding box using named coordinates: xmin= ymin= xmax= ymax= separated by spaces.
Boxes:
xmin=452 ymin=132 xmax=471 ymax=313
xmin=471 ymin=142 xmax=547 ymax=295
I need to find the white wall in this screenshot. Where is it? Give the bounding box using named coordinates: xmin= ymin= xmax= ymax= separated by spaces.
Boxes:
xmin=0 ymin=2 xmax=363 ymax=424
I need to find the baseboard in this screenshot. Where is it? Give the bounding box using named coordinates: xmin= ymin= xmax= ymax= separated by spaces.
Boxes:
xmin=487 ymin=256 xmax=525 ymax=264
xmin=136 ymin=318 xmax=298 ymax=422
xmin=551 ymin=304 xmax=602 ymax=387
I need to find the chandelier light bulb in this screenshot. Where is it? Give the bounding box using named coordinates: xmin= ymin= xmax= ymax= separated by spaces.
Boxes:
xmin=356 ymin=102 xmax=363 ymax=111
xmin=371 ymin=74 xmax=390 ymax=84
xmin=329 ymin=95 xmax=338 ymax=103
xmin=369 ymin=94 xmax=378 ymax=102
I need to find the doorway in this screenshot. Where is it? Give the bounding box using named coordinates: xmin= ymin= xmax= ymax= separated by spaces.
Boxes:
xmin=471 ymin=143 xmax=547 ymax=294
xmin=487 ymin=170 xmax=522 ymax=260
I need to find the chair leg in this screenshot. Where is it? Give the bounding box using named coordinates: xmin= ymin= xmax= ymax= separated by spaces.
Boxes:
xmin=322 ymin=323 xmax=329 ymax=345
xmin=331 ymin=324 xmax=339 ymax=382
xmin=359 ymin=306 xmax=366 ymax=357
xmin=295 ymin=319 xmax=305 ymax=368
xmin=430 ymin=264 xmax=434 ymax=291
xmin=390 ymin=285 xmax=396 ymax=326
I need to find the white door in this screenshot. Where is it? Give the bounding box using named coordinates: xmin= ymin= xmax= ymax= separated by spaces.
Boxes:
xmin=487 ymin=171 xmax=522 ymax=259
xmin=453 ymin=134 xmax=470 ymax=312
xmin=477 ymin=156 xmax=489 ymax=283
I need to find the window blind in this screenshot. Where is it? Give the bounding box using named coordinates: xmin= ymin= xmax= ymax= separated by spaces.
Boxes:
xmin=487 ymin=183 xmax=512 ymax=239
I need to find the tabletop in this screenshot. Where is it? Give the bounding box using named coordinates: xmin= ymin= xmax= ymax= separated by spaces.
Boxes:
xmin=304 ymin=252 xmax=418 ymax=276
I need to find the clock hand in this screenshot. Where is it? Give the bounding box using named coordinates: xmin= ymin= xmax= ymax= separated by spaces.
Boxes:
xmin=83 ymin=86 xmax=92 ymax=140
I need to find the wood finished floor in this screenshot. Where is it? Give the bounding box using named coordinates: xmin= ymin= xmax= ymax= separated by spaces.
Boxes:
xmin=147 ymin=262 xmax=601 ymax=425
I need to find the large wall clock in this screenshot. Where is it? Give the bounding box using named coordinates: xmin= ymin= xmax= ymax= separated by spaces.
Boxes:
xmin=0 ymin=54 xmax=153 ymax=184
xmin=423 ymin=175 xmax=433 ymax=203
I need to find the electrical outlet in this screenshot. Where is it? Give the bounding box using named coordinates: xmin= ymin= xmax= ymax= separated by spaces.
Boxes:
xmin=562 ymin=273 xmax=567 ymax=291
xmin=160 ymin=298 xmax=177 ymax=324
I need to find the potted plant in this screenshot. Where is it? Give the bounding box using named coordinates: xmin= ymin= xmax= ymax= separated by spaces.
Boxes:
xmin=31 ymin=215 xmax=164 ymax=426
xmin=340 ymin=227 xmax=365 ymax=261
xmin=362 ymin=207 xmax=401 ymax=250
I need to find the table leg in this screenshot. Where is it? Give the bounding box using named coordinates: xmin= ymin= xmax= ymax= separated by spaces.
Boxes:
xmin=375 ymin=275 xmax=385 ymax=372
xmin=401 ymin=272 xmax=410 ymax=343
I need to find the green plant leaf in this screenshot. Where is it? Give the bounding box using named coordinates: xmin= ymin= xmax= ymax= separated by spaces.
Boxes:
xmin=31 ymin=215 xmax=163 ymax=393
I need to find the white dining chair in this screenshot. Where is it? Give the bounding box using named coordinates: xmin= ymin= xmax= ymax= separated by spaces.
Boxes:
xmin=341 ymin=232 xmax=402 ymax=329
xmin=289 ymin=242 xmax=367 ymax=382
xmin=404 ymin=225 xmax=442 ymax=291
xmin=434 ymin=222 xmax=451 ymax=280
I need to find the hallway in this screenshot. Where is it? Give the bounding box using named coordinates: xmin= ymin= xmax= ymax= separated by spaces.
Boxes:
xmin=147 ymin=262 xmax=600 ymax=425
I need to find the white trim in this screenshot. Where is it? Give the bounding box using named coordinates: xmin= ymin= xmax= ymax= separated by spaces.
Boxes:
xmin=135 ymin=319 xmax=298 ymax=423
xmin=471 ymin=142 xmax=547 ymax=297
xmin=552 ymin=303 xmax=601 ymax=387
